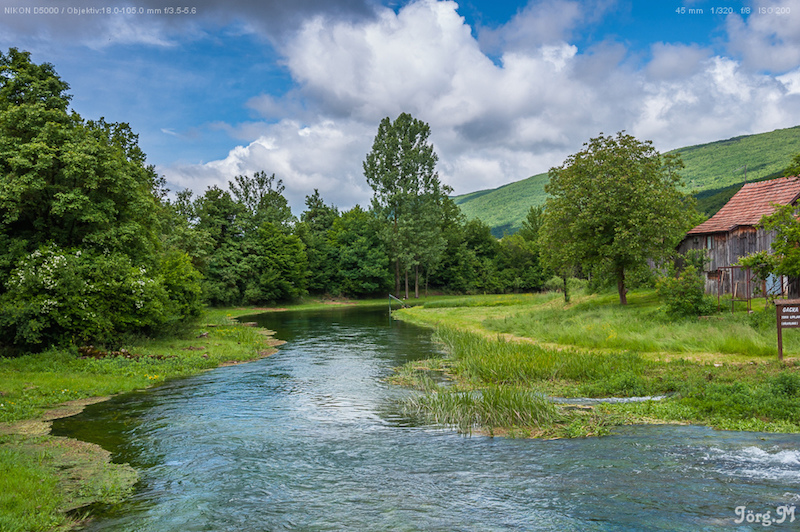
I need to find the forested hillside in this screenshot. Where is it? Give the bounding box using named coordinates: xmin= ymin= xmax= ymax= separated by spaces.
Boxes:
xmin=454 ymin=126 xmax=800 ymax=236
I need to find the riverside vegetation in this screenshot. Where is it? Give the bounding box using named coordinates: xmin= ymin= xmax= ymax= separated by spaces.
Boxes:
xmin=392 ymin=289 xmax=800 ymax=438
xmin=0 ymin=307 xmax=283 ymax=532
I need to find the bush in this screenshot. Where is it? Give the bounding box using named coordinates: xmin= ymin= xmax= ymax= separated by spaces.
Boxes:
xmin=0 ymin=244 xmax=202 ymax=349
xmin=657 ymin=263 xmax=716 ymax=317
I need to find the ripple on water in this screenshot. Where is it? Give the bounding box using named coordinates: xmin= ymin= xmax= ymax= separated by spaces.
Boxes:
xmin=51 ymin=308 xmax=800 ymax=531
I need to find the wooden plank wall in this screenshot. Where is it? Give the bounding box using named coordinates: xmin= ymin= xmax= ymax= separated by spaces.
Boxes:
xmin=677 ymin=227 xmax=776 ymax=294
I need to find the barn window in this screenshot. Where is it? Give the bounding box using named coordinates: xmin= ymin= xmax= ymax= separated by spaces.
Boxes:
xmin=706 ymin=235 xmax=713 ymax=250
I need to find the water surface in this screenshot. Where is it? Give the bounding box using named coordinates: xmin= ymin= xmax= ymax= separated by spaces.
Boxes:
xmin=54 ymin=307 xmax=800 ymax=530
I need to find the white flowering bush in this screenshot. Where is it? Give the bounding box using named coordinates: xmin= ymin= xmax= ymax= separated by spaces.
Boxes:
xmin=0 ymin=244 xmax=176 ymax=348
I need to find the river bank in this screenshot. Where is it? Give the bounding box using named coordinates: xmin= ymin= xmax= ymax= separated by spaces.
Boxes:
xmin=391 ymin=290 xmax=800 ymax=437
xmin=0 ymin=307 xmax=284 ymax=532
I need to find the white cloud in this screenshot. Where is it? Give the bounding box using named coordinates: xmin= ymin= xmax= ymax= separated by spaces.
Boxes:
xmin=646 ymin=43 xmax=711 ymax=80
xmin=163 ymin=119 xmax=374 ymax=213
xmin=161 ymin=0 xmax=800 ymax=213
xmin=726 ymin=0 xmax=800 ymax=73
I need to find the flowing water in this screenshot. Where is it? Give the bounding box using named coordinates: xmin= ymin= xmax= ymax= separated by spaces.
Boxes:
xmin=54 ymin=307 xmax=800 ymax=531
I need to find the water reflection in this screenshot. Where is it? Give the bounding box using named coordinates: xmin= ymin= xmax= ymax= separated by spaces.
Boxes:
xmin=53 ymin=307 xmax=800 ymax=531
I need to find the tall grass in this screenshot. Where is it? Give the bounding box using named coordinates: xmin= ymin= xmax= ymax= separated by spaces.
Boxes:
xmin=404 ymin=385 xmax=559 ymax=435
xmin=483 ymin=290 xmax=797 ymax=358
xmin=434 ymin=327 xmax=658 ymax=396
xmin=0 ymin=447 xmax=63 ymax=532
xmin=422 ymin=292 xmax=558 ymax=309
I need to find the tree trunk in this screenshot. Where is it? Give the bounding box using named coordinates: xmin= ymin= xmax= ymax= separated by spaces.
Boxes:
xmin=404 ymin=270 xmax=409 ymax=299
xmin=617 ymin=267 xmax=627 ymax=305
xmin=562 ymin=274 xmax=570 ymax=303
xmin=415 ymin=264 xmax=419 ymax=299
xmin=395 ymin=258 xmax=401 ymax=298
xmin=425 ymin=267 xmax=429 ymax=297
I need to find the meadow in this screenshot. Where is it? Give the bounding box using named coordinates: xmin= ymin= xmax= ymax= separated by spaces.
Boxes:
xmin=392 ymin=289 xmax=800 ymax=437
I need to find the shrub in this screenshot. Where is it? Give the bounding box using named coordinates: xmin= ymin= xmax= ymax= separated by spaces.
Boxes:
xmin=0 ymin=244 xmax=201 ymax=349
xmin=657 ymin=262 xmax=716 ymax=317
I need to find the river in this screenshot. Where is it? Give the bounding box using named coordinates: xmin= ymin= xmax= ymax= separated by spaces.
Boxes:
xmin=53 ymin=307 xmax=800 ymax=530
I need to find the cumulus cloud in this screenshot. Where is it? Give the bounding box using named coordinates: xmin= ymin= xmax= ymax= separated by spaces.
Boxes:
xmin=165 ymin=119 xmax=375 ymax=212
xmin=477 ymin=0 xmax=589 ymax=53
xmin=161 ymin=0 xmax=800 ymax=212
xmin=7 ymin=0 xmax=800 ymax=214
xmin=725 ymin=0 xmax=800 ymax=72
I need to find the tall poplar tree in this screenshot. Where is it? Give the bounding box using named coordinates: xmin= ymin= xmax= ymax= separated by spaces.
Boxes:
xmin=363 ymin=113 xmax=449 ymax=298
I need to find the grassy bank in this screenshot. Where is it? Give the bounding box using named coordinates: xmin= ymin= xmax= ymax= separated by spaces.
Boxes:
xmin=0 ymin=306 xmax=282 ymax=532
xmin=391 ymin=290 xmax=800 ymax=437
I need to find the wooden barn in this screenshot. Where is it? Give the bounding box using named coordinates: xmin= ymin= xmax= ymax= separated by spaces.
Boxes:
xmin=677 ymin=176 xmax=800 ymax=296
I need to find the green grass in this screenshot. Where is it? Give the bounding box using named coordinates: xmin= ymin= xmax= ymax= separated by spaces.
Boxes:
xmin=0 ymin=321 xmax=273 ymax=424
xmin=391 ymin=290 xmax=800 ymax=436
xmin=397 ymin=289 xmax=800 ymax=361
xmin=0 ymin=446 xmax=64 ymax=532
xmin=0 ymin=309 xmax=280 ymax=531
xmin=403 ymin=385 xmax=565 ymax=437
xmin=452 ymin=125 xmax=800 ymax=234
xmin=486 ymin=291 xmax=798 ymax=359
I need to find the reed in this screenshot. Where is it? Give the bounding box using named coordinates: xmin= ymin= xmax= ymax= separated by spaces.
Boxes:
xmin=433 ymin=327 xmax=657 ymax=393
xmin=393 ymin=305 xmax=800 ymax=436
xmin=404 ymin=385 xmax=559 ymax=435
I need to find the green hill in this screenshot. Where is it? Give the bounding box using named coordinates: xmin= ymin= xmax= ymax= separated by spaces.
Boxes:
xmin=454 ymin=125 xmax=800 ymax=237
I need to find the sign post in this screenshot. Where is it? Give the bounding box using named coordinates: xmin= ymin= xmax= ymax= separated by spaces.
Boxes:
xmin=775 ymin=299 xmax=800 ymax=360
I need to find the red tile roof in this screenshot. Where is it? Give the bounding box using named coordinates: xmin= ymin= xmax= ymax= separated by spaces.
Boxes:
xmin=688 ymin=176 xmax=800 ymax=235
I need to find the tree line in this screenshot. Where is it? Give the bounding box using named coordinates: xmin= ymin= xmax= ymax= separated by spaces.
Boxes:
xmin=0 ymin=50 xmax=546 ymax=351
xmin=18 ymin=47 xmax=793 ymax=351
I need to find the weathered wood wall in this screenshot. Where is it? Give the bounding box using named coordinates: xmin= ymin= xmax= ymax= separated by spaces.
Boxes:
xmin=677 ymin=226 xmax=777 ymax=294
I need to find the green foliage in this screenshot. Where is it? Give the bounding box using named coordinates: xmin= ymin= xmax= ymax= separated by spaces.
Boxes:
xmin=0 ymin=49 xmax=204 ymax=349
xmin=0 ymin=245 xmax=186 ymax=348
xmin=541 ymin=131 xmax=696 ymax=304
xmin=677 ymin=126 xmax=800 ymax=190
xmin=299 ymin=189 xmax=340 ymax=293
xmin=495 ymin=234 xmax=545 ymax=292
xmin=737 ymin=250 xmax=780 ymax=298
xmin=657 ymin=250 xmax=716 ymax=317
xmin=785 ymin=152 xmax=800 ymax=177
xmin=453 ymin=172 xmax=550 ymax=237
xmin=543 ymin=276 xmax=587 ymax=294
xmin=329 ymin=205 xmax=392 ymax=296
xmin=363 ymin=112 xmax=450 ymax=297
xmin=158 ymin=248 xmax=204 ymax=321
xmin=758 ymin=202 xmax=800 ymax=277
xmin=242 ymin=222 xmax=308 ymax=303
xmin=189 ymin=173 xmax=309 ymax=306
xmin=657 ymin=264 xmax=716 ymax=317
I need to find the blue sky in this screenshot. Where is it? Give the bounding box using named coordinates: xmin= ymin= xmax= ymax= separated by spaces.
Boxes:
xmin=2 ymin=0 xmax=800 ymax=213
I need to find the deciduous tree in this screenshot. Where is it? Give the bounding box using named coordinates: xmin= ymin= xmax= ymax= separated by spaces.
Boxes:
xmin=363 ymin=113 xmax=448 ymax=297
xmin=541 ymin=131 xmax=694 ymax=304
